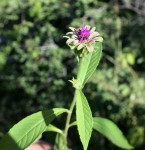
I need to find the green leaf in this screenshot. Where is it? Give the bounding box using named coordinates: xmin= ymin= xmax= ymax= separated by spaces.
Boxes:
xmin=77 ymin=42 xmax=102 ymax=88
xmin=45 ymin=124 xmax=63 ymax=135
xmin=93 ymin=117 xmax=134 ymax=149
xmin=76 ymin=90 xmax=93 ymax=150
xmin=0 ymin=108 xmax=68 ymax=150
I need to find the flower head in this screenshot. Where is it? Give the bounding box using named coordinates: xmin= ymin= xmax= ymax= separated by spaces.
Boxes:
xmin=76 ymin=26 xmax=91 ymax=43
xmin=64 ymin=25 xmax=103 ymax=56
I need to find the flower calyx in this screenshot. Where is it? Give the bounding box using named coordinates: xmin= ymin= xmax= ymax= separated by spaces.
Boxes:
xmin=69 ymin=77 xmax=81 ymax=89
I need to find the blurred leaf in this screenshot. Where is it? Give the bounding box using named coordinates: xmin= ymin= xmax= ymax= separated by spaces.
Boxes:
xmin=126 ymin=53 xmax=135 ymax=65
xmin=128 ymin=126 xmax=144 ymax=146
xmin=0 ymin=53 xmax=6 ymax=65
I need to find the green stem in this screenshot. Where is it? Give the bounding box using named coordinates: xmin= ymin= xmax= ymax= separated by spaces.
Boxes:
xmin=64 ymin=90 xmax=77 ymax=138
xmin=63 ymin=58 xmax=82 ymax=147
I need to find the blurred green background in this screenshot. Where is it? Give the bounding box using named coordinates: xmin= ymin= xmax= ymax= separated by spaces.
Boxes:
xmin=0 ymin=0 xmax=145 ymax=149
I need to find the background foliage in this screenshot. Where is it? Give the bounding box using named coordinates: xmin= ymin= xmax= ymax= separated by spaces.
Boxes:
xmin=0 ymin=0 xmax=145 ymax=149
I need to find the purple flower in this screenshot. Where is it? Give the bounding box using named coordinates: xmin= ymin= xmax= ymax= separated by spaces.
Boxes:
xmin=76 ymin=26 xmax=91 ymax=43
xmin=64 ymin=25 xmax=103 ymax=53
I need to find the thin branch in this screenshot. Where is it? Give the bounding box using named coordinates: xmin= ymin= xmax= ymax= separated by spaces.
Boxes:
xmin=120 ymin=5 xmax=145 ymax=16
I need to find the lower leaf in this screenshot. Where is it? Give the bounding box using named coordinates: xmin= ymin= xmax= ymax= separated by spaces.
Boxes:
xmin=0 ymin=108 xmax=68 ymax=150
xmin=93 ymin=117 xmax=134 ymax=149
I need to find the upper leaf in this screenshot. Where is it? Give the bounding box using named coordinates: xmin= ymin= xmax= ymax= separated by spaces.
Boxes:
xmin=76 ymin=90 xmax=93 ymax=150
xmin=0 ymin=108 xmax=68 ymax=150
xmin=93 ymin=117 xmax=134 ymax=149
xmin=77 ymin=42 xmax=102 ymax=88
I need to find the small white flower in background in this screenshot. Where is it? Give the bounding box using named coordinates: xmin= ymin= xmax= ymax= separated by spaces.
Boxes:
xmin=64 ymin=25 xmax=103 ymax=53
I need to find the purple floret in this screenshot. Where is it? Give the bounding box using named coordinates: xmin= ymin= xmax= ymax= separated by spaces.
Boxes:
xmin=76 ymin=26 xmax=91 ymax=43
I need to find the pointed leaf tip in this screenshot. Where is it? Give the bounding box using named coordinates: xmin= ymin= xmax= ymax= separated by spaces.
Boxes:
xmin=93 ymin=117 xmax=134 ymax=150
xmin=76 ymin=90 xmax=93 ymax=150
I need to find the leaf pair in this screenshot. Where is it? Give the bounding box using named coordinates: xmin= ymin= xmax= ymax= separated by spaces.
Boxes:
xmin=76 ymin=91 xmax=133 ymax=150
